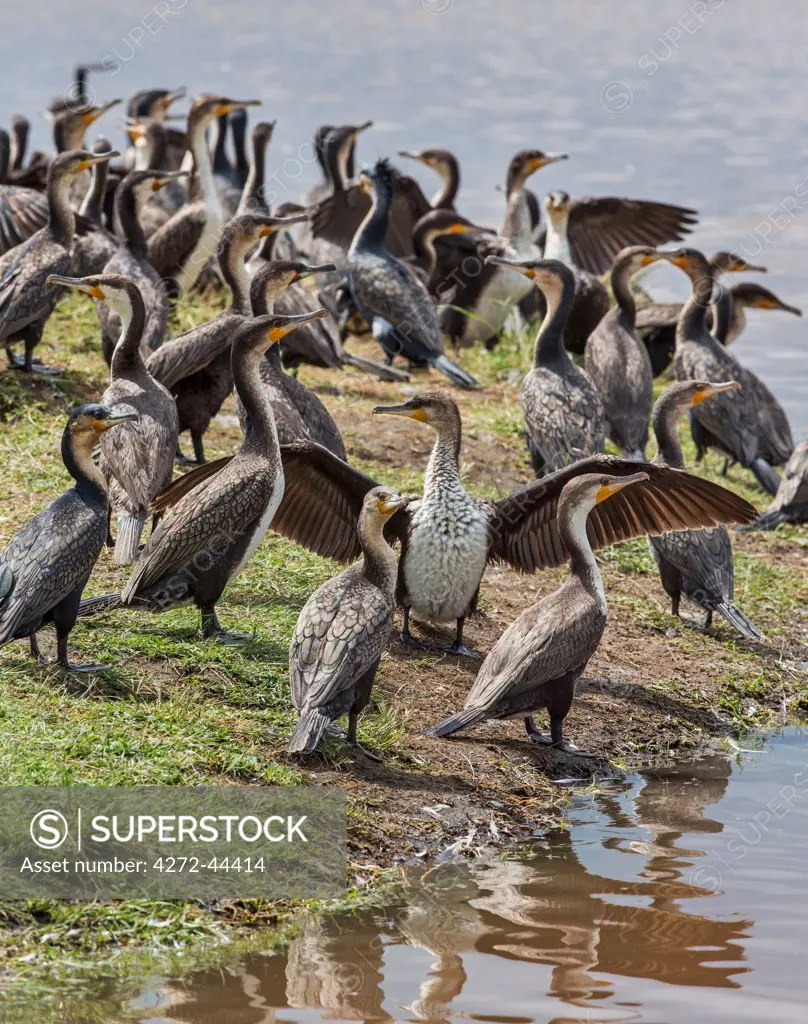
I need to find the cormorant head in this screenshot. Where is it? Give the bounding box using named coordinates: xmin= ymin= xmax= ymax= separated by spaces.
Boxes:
xmin=484 ymin=254 xmax=574 ymax=296
xmin=656 ymin=247 xmax=712 ymax=280
xmin=730 ymin=283 xmax=802 ymax=316
xmin=46 ymin=273 xmax=142 ymax=323
xmin=561 ymin=472 xmax=649 ymax=519
xmin=249 ymin=260 xmax=337 ymax=315
xmin=613 ymin=245 xmax=668 ymax=274
xmin=653 ymin=381 xmax=741 ymax=431
xmin=506 ymin=149 xmax=568 ymax=191
xmin=398 ymin=147 xmax=456 ymax=177
xmin=356 ymin=157 xmax=398 ymax=196
xmin=188 ymin=95 xmax=261 ymax=133
xmin=709 ymin=251 xmax=767 ymax=274
xmin=235 ymin=309 xmax=330 ymax=354
xmin=372 ymin=391 xmax=461 ymax=434
xmin=68 ymin=403 xmax=138 ymax=439
xmin=365 ymin=485 xmax=408 ymax=521
xmin=48 ymin=147 xmax=120 ymax=183
xmin=120 ymin=167 xmax=188 ymax=208
xmin=252 ymin=120 xmax=277 ymax=148
xmin=127 ymin=87 xmax=186 ymax=121
xmin=414 ymin=208 xmax=486 ymax=242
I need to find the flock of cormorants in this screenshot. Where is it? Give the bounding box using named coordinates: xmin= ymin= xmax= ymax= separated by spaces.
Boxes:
xmin=1 ymin=66 xmax=805 ymax=759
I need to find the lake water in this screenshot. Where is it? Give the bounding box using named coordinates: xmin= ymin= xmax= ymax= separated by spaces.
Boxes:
xmin=15 ymin=727 xmax=808 ymax=1023
xmin=0 ymin=1 xmax=805 ymax=431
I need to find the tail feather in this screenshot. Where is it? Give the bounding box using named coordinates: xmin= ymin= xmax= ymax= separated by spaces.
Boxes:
xmin=715 ymin=601 xmax=764 ymax=641
xmin=751 ymin=457 xmax=780 ymax=496
xmin=78 ymin=593 xmax=123 ymax=617
xmin=430 ymin=353 xmax=478 ymax=390
xmin=342 ymin=353 xmax=411 ymax=383
xmin=286 ymin=709 xmax=332 ymax=754
xmin=114 ymin=514 xmax=146 ymax=566
xmin=428 ymin=706 xmax=487 ymax=738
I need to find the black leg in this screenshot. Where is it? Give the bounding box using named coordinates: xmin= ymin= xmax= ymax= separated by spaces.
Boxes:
xmin=200 ymin=606 xmax=252 ymax=645
xmin=346 ymin=709 xmax=382 ymax=761
xmin=191 ymin=431 xmax=206 ymax=465
xmin=105 ymin=506 xmax=114 ymax=548
xmin=30 ymin=633 xmax=46 ymax=663
xmin=704 ymin=609 xmax=713 ymax=630
xmin=400 ymin=607 xmax=427 ymax=650
xmin=671 ymin=591 xmax=680 ymax=617
xmin=56 ymin=634 xmax=104 ymax=673
xmin=440 ymin=617 xmax=483 ymax=660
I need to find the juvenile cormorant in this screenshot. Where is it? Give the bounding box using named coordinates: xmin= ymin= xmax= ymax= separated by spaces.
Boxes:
xmin=0 ymin=148 xmax=117 ymax=374
xmin=287 ymin=486 xmax=408 ymax=757
xmin=147 ymin=96 xmax=260 ymax=292
xmin=428 ymin=472 xmax=651 ymax=754
xmin=585 ymin=246 xmax=664 ymax=458
xmin=0 ymin=404 xmax=136 ymax=670
xmin=79 ymin=309 xmax=328 ymax=641
xmin=346 ymin=159 xmax=477 ymax=388
xmin=648 ymin=380 xmax=762 ymax=639
xmin=398 ymin=148 xmax=461 ymax=211
xmin=146 ymin=393 xmax=756 ymax=659
xmin=47 ymin=274 xmax=179 ymax=564
xmin=665 ymin=247 xmax=782 ymax=494
xmin=147 ymin=212 xmax=305 ymax=463
xmin=485 ymin=255 xmax=606 ymax=476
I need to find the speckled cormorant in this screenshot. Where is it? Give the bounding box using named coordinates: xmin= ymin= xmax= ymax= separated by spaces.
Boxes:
xmin=648 ymin=380 xmax=762 ymax=639
xmin=743 ymin=438 xmax=808 ymax=530
xmin=79 ymin=309 xmax=328 ymax=641
xmin=287 ymin=485 xmax=408 ymax=756
xmin=47 ymin=273 xmax=179 ymax=564
xmin=346 ymin=159 xmax=477 ymax=388
xmin=147 ymin=96 xmax=260 ymax=292
xmin=153 ymin=393 xmax=756 ymax=660
xmin=666 ymin=247 xmax=782 ymax=494
xmin=147 ymin=212 xmax=305 ymax=463
xmin=0 ymin=148 xmax=117 ymax=374
xmin=585 ymin=246 xmax=664 ymax=458
xmin=428 ymin=471 xmax=649 ymax=754
xmin=0 ymin=403 xmax=136 ymax=670
xmin=97 ymin=167 xmax=184 ymax=363
xmin=636 ymin=252 xmax=769 ymax=375
xmin=485 ymin=255 xmax=606 ymax=476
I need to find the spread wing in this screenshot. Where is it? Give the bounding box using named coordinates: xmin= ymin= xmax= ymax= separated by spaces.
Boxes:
xmin=290 ymin=570 xmax=392 ymax=710
xmin=567 ymin=196 xmax=698 ymax=275
xmin=488 ymin=455 xmax=758 ymax=573
xmin=310 ymin=175 xmax=431 ymax=257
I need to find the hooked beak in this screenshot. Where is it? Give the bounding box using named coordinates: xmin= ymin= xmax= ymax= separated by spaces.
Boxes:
xmin=692 ymin=381 xmax=741 ymax=405
xmin=484 ymin=255 xmax=536 ymax=278
xmin=398 ymin=149 xmax=426 ymax=163
xmin=83 ymin=98 xmax=121 ymax=124
xmin=596 ymin=472 xmax=648 ymax=504
xmin=160 ymin=87 xmax=186 ymax=110
xmin=46 ymin=274 xmax=105 ymax=300
xmin=93 ymin=411 xmax=138 ymax=432
xmin=267 ymin=309 xmax=329 ymax=343
xmin=77 ymin=149 xmax=119 ymax=171
xmin=639 ymin=252 xmax=664 ymax=267
xmin=378 ymin=494 xmax=407 ymax=515
xmin=258 ymin=213 xmax=309 ymax=236
xmin=532 ymin=152 xmax=568 ymax=172
xmin=225 ymin=98 xmax=262 ymax=114
xmin=151 ymin=170 xmax=188 ymax=191
xmin=658 ymin=250 xmax=691 ymax=271
xmin=354 ymin=119 xmax=373 ymax=135
xmin=372 ymin=403 xmax=428 ymax=423
xmin=293 ymin=262 xmax=337 ymax=282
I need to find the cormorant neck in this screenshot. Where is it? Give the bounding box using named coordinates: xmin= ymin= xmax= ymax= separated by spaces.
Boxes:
xmin=233 ymin=341 xmax=280 ymax=458
xmin=220 ymin=234 xmax=255 ymax=314
xmin=189 ymin=114 xmax=219 ymax=206
xmin=114 ymin=182 xmax=148 ymax=255
xmin=323 ymin=138 xmax=346 ymax=193
xmin=47 ymin=172 xmax=76 ymax=246
xmin=543 ymin=211 xmax=573 ymax=266
xmin=558 ymin=501 xmax=605 ymax=609
xmin=358 ymin=511 xmax=398 ymax=593
xmin=110 ymin=291 xmax=148 ymax=377
xmin=62 ymin=423 xmax=107 ymax=503
xmin=711 ymin=282 xmax=731 ymax=343
xmin=79 ymin=158 xmax=108 ymax=226
xmin=212 ymin=116 xmax=229 ymax=173
xmin=652 ymin=394 xmax=688 ymax=469
xmin=241 ymin=133 xmax=267 ymax=211
xmin=424 ymin=424 xmax=463 ymax=499
xmin=610 ymin=258 xmax=637 ymax=324
xmin=432 ymin=158 xmax=459 ymax=210
xmin=10 ymin=122 xmax=27 ymax=171
xmin=353 ymin=180 xmax=392 ymax=252
xmin=677 ymin=269 xmax=715 ymax=347
xmin=534 ymin=275 xmax=574 ymax=367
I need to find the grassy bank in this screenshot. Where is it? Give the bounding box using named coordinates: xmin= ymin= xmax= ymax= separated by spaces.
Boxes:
xmin=1 ymin=289 xmax=807 ymax=992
